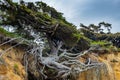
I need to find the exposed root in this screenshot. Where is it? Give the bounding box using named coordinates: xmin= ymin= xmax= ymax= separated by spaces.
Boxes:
xmin=24 ymin=37 xmax=103 ymax=80
xmin=0 ymin=31 xmax=103 ymax=80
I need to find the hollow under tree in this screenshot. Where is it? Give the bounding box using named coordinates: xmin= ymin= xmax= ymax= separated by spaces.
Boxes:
xmin=0 ymin=0 xmax=103 ymax=80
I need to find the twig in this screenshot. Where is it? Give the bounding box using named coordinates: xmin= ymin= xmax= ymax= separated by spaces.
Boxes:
xmin=0 ymin=39 xmax=24 ymax=57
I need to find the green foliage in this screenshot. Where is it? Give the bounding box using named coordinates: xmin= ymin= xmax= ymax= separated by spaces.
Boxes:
xmin=0 ymin=0 xmax=78 ymax=48
xmin=0 ymin=27 xmax=30 ymax=45
xmin=53 ymin=22 xmax=79 ymax=47
xmin=35 ymin=1 xmax=64 ymax=20
xmin=90 ymin=40 xmax=119 ymax=52
xmin=73 ymin=36 xmax=90 ymax=52
xmin=79 ymin=22 xmax=120 ymax=49
xmin=80 ymin=22 xmax=112 ymax=34
xmin=0 ymin=27 xmax=20 ymax=38
xmin=91 ymin=41 xmax=110 ymax=47
xmin=79 ymin=22 xmax=112 ymax=42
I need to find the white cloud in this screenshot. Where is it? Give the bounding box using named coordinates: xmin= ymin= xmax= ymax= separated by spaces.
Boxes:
xmin=42 ymin=0 xmax=82 ymax=19
xmin=42 ymin=0 xmax=93 ymax=26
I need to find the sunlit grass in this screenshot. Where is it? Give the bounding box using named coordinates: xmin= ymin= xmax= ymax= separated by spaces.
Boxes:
xmin=91 ymin=41 xmax=110 ymax=46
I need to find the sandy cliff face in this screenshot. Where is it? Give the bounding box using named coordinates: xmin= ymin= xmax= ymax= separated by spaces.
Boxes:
xmin=0 ymin=45 xmax=120 ymax=80
xmin=78 ymin=52 xmax=120 ymax=80
xmin=0 ymin=45 xmax=26 ymax=80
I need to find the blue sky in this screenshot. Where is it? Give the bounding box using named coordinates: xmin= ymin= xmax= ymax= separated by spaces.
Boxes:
xmin=13 ymin=0 xmax=120 ymax=33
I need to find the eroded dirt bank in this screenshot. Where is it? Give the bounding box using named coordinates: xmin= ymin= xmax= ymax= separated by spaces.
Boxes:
xmin=0 ymin=45 xmax=120 ymax=80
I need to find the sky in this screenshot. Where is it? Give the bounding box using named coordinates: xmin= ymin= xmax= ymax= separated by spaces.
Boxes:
xmin=13 ymin=0 xmax=120 ymax=33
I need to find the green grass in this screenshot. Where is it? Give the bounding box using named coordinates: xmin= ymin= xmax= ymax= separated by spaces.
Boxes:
xmin=91 ymin=40 xmax=120 ymax=52
xmin=91 ymin=41 xmax=110 ymax=46
xmin=14 ymin=63 xmax=20 ymax=75
xmin=14 ymin=63 xmax=18 ymax=70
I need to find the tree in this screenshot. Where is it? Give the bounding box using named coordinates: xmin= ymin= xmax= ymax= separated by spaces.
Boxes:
xmin=99 ymin=22 xmax=112 ymax=33
xmin=0 ymin=0 xmax=101 ymax=80
xmin=80 ymin=23 xmax=90 ymax=30
xmin=88 ymin=24 xmax=100 ymax=33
